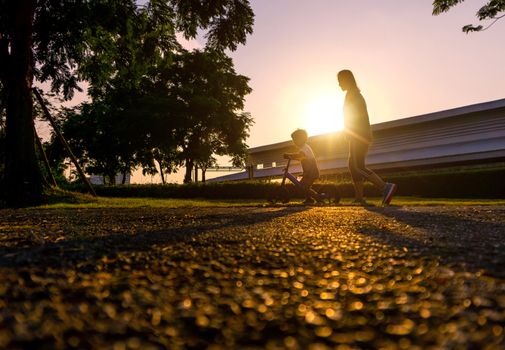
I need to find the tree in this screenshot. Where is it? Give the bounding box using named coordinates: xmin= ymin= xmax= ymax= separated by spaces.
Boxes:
xmin=432 ymin=0 xmax=505 ymax=32
xmin=167 ymin=50 xmax=253 ymax=183
xmin=0 ymin=0 xmax=254 ymax=206
xmin=57 ymin=55 xmax=183 ymax=185
xmin=57 ymin=104 xmax=127 ymax=185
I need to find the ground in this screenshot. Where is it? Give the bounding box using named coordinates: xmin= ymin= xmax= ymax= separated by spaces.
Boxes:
xmin=1 ymin=204 xmax=505 ymax=349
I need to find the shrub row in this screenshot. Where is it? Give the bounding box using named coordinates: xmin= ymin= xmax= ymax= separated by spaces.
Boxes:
xmin=386 ymin=166 xmax=505 ymax=198
xmin=65 ymin=166 xmax=505 ymax=199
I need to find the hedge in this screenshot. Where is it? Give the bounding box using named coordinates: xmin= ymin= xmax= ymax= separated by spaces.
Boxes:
xmin=385 ymin=167 xmax=505 ymax=198
xmin=64 ymin=166 xmax=505 ymax=199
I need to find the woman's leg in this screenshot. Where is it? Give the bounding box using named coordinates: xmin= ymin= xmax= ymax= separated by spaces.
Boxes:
xmin=350 ymin=141 xmax=397 ymax=205
xmin=348 ymin=143 xmax=366 ymax=201
xmin=351 ymin=141 xmax=385 ymax=190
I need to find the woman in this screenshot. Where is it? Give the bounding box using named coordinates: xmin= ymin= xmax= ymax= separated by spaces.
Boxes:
xmin=337 ymin=69 xmax=397 ymax=206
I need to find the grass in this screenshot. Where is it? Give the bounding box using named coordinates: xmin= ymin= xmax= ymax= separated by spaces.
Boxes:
xmin=34 ymin=196 xmax=267 ymax=209
xmin=26 ymin=192 xmax=505 ymax=209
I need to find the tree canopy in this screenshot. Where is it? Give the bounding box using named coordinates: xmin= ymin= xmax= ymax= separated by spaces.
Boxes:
xmin=57 ymin=49 xmax=253 ymax=184
xmin=167 ymin=50 xmax=253 ymax=182
xmin=432 ymin=0 xmax=505 ymax=32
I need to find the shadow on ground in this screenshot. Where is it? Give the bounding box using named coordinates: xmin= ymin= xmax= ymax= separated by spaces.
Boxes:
xmin=0 ymin=206 xmax=308 ymax=270
xmin=362 ymin=206 xmax=505 ymax=278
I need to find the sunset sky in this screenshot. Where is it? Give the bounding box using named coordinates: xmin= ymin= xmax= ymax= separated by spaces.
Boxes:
xmin=229 ymin=0 xmax=504 ymax=148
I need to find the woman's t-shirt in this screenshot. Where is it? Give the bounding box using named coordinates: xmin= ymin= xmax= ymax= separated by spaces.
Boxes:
xmin=343 ymin=89 xmax=373 ymax=144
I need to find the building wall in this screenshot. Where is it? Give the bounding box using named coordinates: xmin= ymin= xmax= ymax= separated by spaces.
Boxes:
xmin=89 ymin=173 xmax=131 ymax=185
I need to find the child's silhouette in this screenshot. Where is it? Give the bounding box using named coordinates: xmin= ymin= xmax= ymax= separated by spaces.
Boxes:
xmin=284 ymin=129 xmax=324 ymax=204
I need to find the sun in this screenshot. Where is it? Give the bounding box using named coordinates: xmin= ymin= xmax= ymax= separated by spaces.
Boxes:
xmin=303 ymin=93 xmax=344 ymax=136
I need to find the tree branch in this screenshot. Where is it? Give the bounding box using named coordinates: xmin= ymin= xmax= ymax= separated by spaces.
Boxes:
xmin=463 ymin=13 xmax=505 ymax=32
xmin=480 ymin=13 xmax=505 ymax=31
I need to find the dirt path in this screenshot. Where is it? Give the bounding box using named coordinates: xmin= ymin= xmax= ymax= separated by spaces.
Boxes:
xmin=1 ymin=206 xmax=505 ymax=349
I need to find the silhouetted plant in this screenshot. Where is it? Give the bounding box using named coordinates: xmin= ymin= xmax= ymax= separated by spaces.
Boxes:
xmin=433 ymin=0 xmax=505 ymax=32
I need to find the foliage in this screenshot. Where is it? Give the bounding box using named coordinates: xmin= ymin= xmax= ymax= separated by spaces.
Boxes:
xmin=0 ymin=0 xmax=254 ymax=205
xmin=432 ymin=0 xmax=505 ymax=32
xmin=385 ymin=166 xmax=505 ymax=198
xmin=167 ymin=50 xmax=253 ymax=182
xmin=29 ymin=0 xmax=254 ymax=100
xmin=61 ymin=165 xmax=505 ymax=199
xmin=58 ymin=48 xmax=253 ymax=184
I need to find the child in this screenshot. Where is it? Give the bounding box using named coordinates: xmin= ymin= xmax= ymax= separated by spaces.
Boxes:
xmin=284 ymin=129 xmax=323 ymax=204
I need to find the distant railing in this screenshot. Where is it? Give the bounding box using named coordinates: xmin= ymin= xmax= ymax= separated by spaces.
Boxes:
xmin=206 ymin=166 xmax=244 ymax=172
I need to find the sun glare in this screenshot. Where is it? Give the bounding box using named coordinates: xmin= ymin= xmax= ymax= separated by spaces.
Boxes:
xmin=303 ymin=93 xmax=344 ymax=136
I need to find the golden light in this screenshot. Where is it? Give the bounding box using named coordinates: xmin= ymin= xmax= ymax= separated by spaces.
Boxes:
xmin=303 ymin=92 xmax=344 ymax=136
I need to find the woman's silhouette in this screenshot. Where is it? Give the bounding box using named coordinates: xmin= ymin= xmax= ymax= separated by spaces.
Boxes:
xmin=337 ymin=69 xmax=397 ymax=206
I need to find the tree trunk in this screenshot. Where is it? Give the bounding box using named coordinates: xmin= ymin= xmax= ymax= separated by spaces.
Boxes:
xmin=109 ymin=173 xmax=116 ymax=185
xmin=2 ymin=1 xmax=43 ymax=206
xmin=120 ymin=164 xmax=131 ymax=185
xmin=202 ymin=169 xmax=206 ymax=183
xmin=156 ymin=158 xmax=166 ymax=184
xmin=184 ymin=158 xmax=193 ymax=183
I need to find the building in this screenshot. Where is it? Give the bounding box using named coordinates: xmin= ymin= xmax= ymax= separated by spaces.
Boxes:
xmin=210 ymin=98 xmax=505 ymax=182
xmin=89 ymin=173 xmax=131 ymax=185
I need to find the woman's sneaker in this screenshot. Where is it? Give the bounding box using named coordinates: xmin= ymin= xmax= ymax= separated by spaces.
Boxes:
xmin=382 ymin=183 xmax=397 ymax=206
